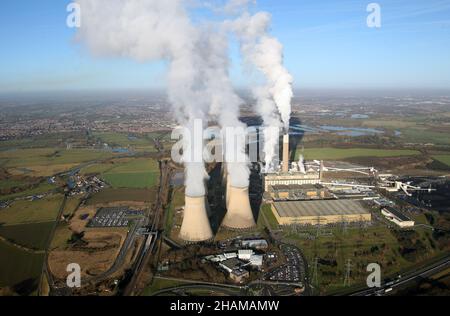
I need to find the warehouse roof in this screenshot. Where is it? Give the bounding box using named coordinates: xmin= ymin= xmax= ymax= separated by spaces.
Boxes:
xmin=273 ymin=199 xmax=369 ymax=218
xmin=383 ymin=207 xmax=410 ymax=222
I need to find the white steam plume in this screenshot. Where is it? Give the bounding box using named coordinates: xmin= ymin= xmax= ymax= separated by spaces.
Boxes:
xmin=225 ymin=5 xmax=294 ymax=169
xmin=229 ymin=11 xmax=294 ymax=130
xmin=75 ymin=0 xmax=250 ymax=194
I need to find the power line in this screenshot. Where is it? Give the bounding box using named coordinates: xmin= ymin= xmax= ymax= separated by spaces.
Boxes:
xmin=312 ymin=257 xmax=319 ymax=290
xmin=344 ymin=259 xmax=353 ymax=287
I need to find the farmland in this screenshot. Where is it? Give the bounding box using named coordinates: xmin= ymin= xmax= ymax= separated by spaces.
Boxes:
xmin=296 ymin=148 xmax=420 ymax=161
xmin=101 ymin=158 xmax=159 ymax=189
xmin=0 ymin=181 xmax=57 ymax=201
xmin=0 ymin=148 xmax=119 ymax=177
xmin=87 ymin=188 xmax=157 ymax=205
xmin=433 ymin=155 xmax=450 ymax=167
xmin=0 ymin=195 xmax=63 ymax=226
xmin=92 ymin=132 xmax=166 ymax=153
xmin=0 ymin=240 xmax=44 ymax=292
xmin=0 ymin=221 xmax=54 ymax=250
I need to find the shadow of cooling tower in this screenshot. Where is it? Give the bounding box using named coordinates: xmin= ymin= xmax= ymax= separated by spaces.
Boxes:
xmin=206 ymin=162 xmax=263 ymax=234
xmin=288 ymin=117 xmax=305 ymax=163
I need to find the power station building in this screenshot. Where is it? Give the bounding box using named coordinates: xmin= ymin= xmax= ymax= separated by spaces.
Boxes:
xmin=271 ymin=199 xmax=372 ymax=226
xmin=267 ymin=184 xmax=329 ymax=201
xmin=264 ymin=172 xmax=321 ymax=191
xmin=264 ymin=134 xmax=322 ymax=191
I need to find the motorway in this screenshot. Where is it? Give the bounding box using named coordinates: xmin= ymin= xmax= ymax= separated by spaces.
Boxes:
xmin=347 ymin=255 xmax=450 ymax=296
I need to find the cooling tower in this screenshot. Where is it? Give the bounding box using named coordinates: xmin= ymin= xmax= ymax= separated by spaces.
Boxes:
xmin=179 ymin=195 xmax=213 ymax=242
xmin=222 ymin=186 xmax=256 ymax=230
xmin=282 ymin=134 xmax=290 ymax=173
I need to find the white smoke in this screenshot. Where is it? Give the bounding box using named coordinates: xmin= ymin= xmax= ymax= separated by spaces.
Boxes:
xmin=75 ymin=0 xmax=251 ymax=194
xmin=228 ymin=11 xmax=293 ymax=130
xmin=225 ymin=7 xmax=294 ymax=169
xmin=222 ymin=0 xmax=256 ymax=14
xmin=298 ymin=154 xmax=306 ymax=174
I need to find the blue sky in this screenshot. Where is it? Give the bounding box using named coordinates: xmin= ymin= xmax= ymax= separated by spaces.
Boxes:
xmin=1 ymin=0 xmax=450 ymax=93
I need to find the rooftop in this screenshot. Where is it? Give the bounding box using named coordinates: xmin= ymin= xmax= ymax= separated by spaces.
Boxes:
xmin=274 ymin=199 xmax=369 ymax=218
xmin=383 ymin=206 xmax=411 ymax=222
xmin=270 ymin=184 xmax=324 ymax=191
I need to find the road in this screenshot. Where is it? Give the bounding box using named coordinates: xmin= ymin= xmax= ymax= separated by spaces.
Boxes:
xmin=38 ymin=194 xmax=67 ymax=295
xmin=123 ymin=158 xmax=173 ymax=296
xmin=347 ymin=255 xmax=450 ymax=296
xmin=151 ymin=284 xmax=242 ymax=296
xmin=86 ymin=219 xmax=144 ymax=284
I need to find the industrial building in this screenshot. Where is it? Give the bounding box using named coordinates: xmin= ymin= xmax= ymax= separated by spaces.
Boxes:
xmin=264 ymin=171 xmax=321 ymax=191
xmin=229 ymin=269 xmax=249 ymax=283
xmin=271 ymin=199 xmax=372 ymax=226
xmin=206 ymin=248 xmax=263 ymax=283
xmin=267 ymin=184 xmax=329 ymax=201
xmin=240 ymin=239 xmax=269 ymax=250
xmin=264 ymin=135 xmax=322 ymax=191
xmin=381 ymin=207 xmax=415 ymax=228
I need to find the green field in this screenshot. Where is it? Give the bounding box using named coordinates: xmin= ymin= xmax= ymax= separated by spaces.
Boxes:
xmin=93 ymin=132 xmax=159 ymax=153
xmin=93 ymin=132 xmax=150 ymax=147
xmin=102 ymin=173 xmax=158 ymax=188
xmin=362 ymin=119 xmax=417 ymax=129
xmin=63 ymin=197 xmax=82 ymax=217
xmin=0 ymin=132 xmax=88 ymax=151
xmin=142 ymin=278 xmax=185 ymax=296
xmin=0 ymin=195 xmax=63 ymax=226
xmin=433 ymin=155 xmax=450 ymax=167
xmin=0 ymin=240 xmax=44 ymax=291
xmin=80 ymin=163 xmax=116 ymax=175
xmin=101 ymin=158 xmax=159 ymax=189
xmin=401 ymin=128 xmax=450 ymax=145
xmin=0 ymin=148 xmax=115 ymax=168
xmin=0 ymin=148 xmax=119 ymax=177
xmin=0 ymin=221 xmax=54 ymax=250
xmin=0 ymin=182 xmax=57 ymax=201
xmin=87 ymin=188 xmax=157 ymax=204
xmin=296 ymin=148 xmax=420 ymax=161
xmin=258 ymin=204 xmax=278 ymax=230
xmin=0 ymin=179 xmax=25 ymax=190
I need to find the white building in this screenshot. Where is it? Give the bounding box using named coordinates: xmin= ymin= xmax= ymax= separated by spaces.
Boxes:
xmin=224 ymin=253 xmax=237 ymax=259
xmin=382 ymin=207 xmax=415 ymax=228
xmin=241 ymin=239 xmax=269 ymax=250
xmin=249 ymin=255 xmax=264 ymax=267
xmin=238 ymin=249 xmax=254 ymax=260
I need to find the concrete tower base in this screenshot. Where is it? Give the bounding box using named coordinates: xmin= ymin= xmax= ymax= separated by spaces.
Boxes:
xmin=179 ymin=196 xmax=213 ymax=242
xmin=222 ymin=186 xmax=256 ymax=230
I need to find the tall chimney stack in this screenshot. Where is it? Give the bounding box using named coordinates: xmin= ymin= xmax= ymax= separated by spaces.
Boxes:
xmin=282 ymin=134 xmax=290 ymax=173
xmin=222 ymin=186 xmax=256 ymax=230
xmin=179 ymin=195 xmax=213 ymax=242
